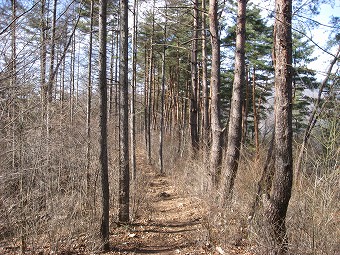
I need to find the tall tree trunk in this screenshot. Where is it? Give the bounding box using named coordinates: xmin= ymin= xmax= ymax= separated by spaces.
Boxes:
xmin=241 ymin=65 xmax=249 ymax=146
xmin=220 ymin=0 xmax=246 ymax=202
xmin=114 ymin=28 xmax=119 ymax=149
xmin=40 ymin=0 xmax=47 ymax=106
xmin=75 ymin=38 xmax=81 ymax=105
xmin=147 ymin=49 xmax=153 ymax=162
xmin=209 ymin=0 xmax=223 ymax=187
xmin=98 ymin=0 xmax=110 ymax=250
xmin=264 ymin=0 xmax=293 ymax=253
xmin=165 ymin=70 xmax=173 ymax=134
xmin=252 ymin=67 xmax=259 ymax=157
xmin=60 ymin=52 xmax=66 ymax=107
xmin=248 ymin=130 xmax=275 ymax=225
xmin=39 ymin=0 xmax=50 ymax=215
xmin=176 ymin=39 xmax=182 ymax=154
xmin=144 ymin=45 xmax=149 ymax=153
xmin=130 ymin=0 xmax=138 ymax=181
xmin=43 ymin=0 xmax=57 ymax=164
xmin=11 ymin=0 xmax=16 ymax=89
xmin=190 ymin=0 xmax=199 ymax=153
xmin=86 ymin=0 xmax=94 ymax=207
xmin=119 ymin=0 xmax=130 ymax=223
xmin=152 ymin=66 xmax=158 ymax=130
xmin=159 ymin=4 xmax=167 ymax=175
xmin=109 ymin=26 xmax=115 ymax=120
xmin=202 ymin=0 xmax=209 ymax=147
xmin=10 ymin=1 xmax=22 ymax=251
xmin=146 ymin=1 xmax=155 ymax=164
xmin=69 ymin=34 xmax=76 ymax=125
xmin=179 ymin=79 xmax=189 ymax=156
xmin=47 ymin=0 xmax=57 ymax=102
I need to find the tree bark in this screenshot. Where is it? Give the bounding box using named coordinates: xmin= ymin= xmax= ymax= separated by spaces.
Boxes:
xmin=252 ymin=67 xmax=259 ymax=157
xmin=209 ymin=0 xmax=223 ymax=187
xmin=109 ymin=26 xmax=115 ymax=120
xmin=264 ymin=0 xmax=293 ymax=253
xmin=190 ymin=0 xmax=199 ymax=153
xmin=152 ymin=66 xmax=158 ymax=130
xmin=221 ymin=0 xmax=246 ymax=201
xmin=114 ymin=28 xmax=119 ymax=150
xmin=60 ymin=52 xmax=66 ymax=107
xmin=98 ymin=0 xmax=110 ymax=250
xmin=70 ymin=33 xmax=76 ymax=125
xmin=146 ymin=0 xmax=155 ymax=164
xmin=130 ymin=0 xmax=138 ymax=181
xmin=10 ymin=0 xmax=16 ymax=89
xmin=86 ymin=0 xmax=94 ymax=207
xmin=40 ymin=0 xmax=47 ymax=106
xmin=47 ymin=0 xmax=57 ymax=102
xmin=241 ymin=65 xmax=249 ymax=146
xmin=202 ymin=0 xmax=209 ymax=146
xmin=159 ymin=5 xmax=167 ymax=175
xmin=248 ymin=130 xmax=275 ymax=225
xmin=10 ymin=1 xmax=23 ymax=251
xmin=147 ymin=45 xmax=153 ymax=163
xmin=144 ymin=46 xmax=149 ymax=154
xmin=119 ymin=0 xmax=130 ymax=223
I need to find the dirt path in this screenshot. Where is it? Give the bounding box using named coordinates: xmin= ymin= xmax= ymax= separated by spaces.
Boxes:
xmin=109 ymin=151 xmax=208 ymax=254
xmin=108 ymin=150 xmax=253 ymax=255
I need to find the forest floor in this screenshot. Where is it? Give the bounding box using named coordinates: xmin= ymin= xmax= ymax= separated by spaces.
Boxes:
xmin=107 ymin=150 xmax=253 ymax=255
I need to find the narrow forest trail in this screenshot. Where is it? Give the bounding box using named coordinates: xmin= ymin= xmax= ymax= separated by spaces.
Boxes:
xmin=108 ymin=149 xmax=206 ymax=254
xmin=107 ymin=150 xmax=253 ymax=255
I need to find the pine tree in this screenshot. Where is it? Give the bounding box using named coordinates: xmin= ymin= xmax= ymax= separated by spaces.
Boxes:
xmin=221 ymin=0 xmax=246 ymax=202
xmin=98 ymin=0 xmax=110 ymax=250
xmin=209 ymin=0 xmax=223 ymax=186
xmin=118 ymin=0 xmax=130 ymax=223
xmin=264 ymin=0 xmax=293 ymax=253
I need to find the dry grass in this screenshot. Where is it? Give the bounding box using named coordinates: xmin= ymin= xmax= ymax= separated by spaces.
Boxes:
xmin=1 ymin=101 xmax=338 ymax=255
xmin=160 ymin=131 xmax=339 ymax=255
xmin=160 ymin=133 xmax=255 ymax=252
xmin=0 ymin=98 xmax=117 ymax=253
xmin=287 ymin=144 xmax=339 ymax=255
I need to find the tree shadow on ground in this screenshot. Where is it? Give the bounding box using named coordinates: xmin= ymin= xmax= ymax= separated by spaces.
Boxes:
xmin=111 ymin=242 xmax=195 ymax=254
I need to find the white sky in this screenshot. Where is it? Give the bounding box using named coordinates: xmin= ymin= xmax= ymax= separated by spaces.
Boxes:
xmin=307 ymin=2 xmax=339 ymax=79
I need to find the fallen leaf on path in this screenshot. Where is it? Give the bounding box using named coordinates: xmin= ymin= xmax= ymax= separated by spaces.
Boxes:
xmin=216 ymin=246 xmax=226 ymax=255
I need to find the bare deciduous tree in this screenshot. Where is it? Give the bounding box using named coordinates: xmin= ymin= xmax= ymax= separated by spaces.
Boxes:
xmin=295 ymin=46 xmax=340 ymax=179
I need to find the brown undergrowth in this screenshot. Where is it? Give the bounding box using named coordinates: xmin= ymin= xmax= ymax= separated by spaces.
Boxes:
xmin=3 ymin=130 xmax=335 ymax=254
